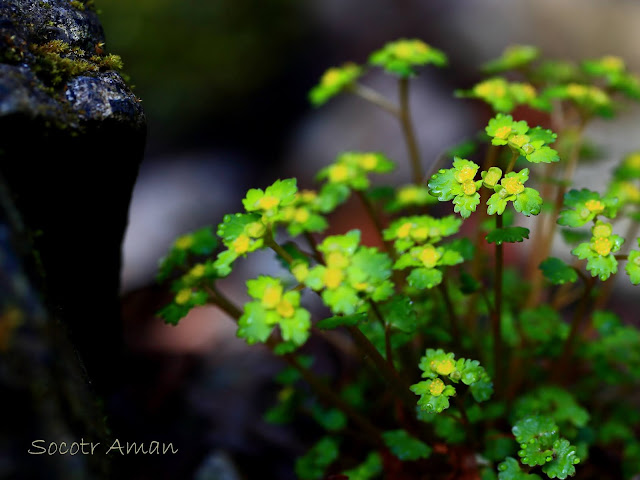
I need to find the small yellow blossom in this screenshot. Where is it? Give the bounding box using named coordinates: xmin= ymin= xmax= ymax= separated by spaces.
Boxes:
xmin=567 ymin=83 xmax=587 ymax=97
xmin=398 ymin=187 xmax=419 ymax=203
xmin=299 ymin=190 xmax=317 ymax=203
xmin=419 ymin=246 xmax=440 ymax=269
xmin=429 ymin=378 xmax=445 ymax=396
xmin=189 ymin=264 xmax=206 ymax=278
xmin=456 ymin=166 xmax=476 ymax=183
xmin=292 ymin=263 xmax=309 ymax=282
xmin=495 ymin=126 xmax=512 ymax=140
xmin=175 ymin=289 xmax=192 ymax=305
xmin=175 ymin=235 xmax=193 ymax=250
xmin=353 ymin=282 xmax=369 ymax=291
xmin=329 ymin=164 xmax=350 ymax=183
xmin=257 ymin=195 xmax=279 ymax=210
xmin=508 ymin=134 xmax=529 ymax=148
xmin=294 ymin=208 xmax=310 ymax=223
xmin=262 ymin=285 xmax=283 ymax=309
xmin=246 ymin=221 xmax=266 ymax=238
xmin=321 ymin=68 xmax=341 ymax=87
xmin=503 ymin=177 xmax=525 ymax=195
xmin=462 ymin=180 xmax=477 ymax=196
xmin=324 ymin=268 xmax=344 ymax=289
xmin=359 ymin=154 xmax=378 ymax=170
xmin=431 ymin=359 xmax=456 ymax=376
xmin=326 ymin=251 xmax=349 ymax=268
xmin=585 ymin=199 xmax=605 ymax=213
xmin=412 ymin=227 xmax=429 ymax=241
xmin=232 ymin=234 xmax=251 ymax=254
xmin=276 ymin=299 xmax=295 ymax=318
xmin=592 ymin=237 xmax=612 ymax=256
xmin=593 ymin=223 xmax=612 ymax=238
xmin=601 ymin=55 xmax=624 ymax=72
xmin=397 ymin=222 xmax=413 ymax=239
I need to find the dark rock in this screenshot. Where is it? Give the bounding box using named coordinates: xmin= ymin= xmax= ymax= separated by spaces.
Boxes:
xmin=0 ymin=0 xmax=146 ymax=399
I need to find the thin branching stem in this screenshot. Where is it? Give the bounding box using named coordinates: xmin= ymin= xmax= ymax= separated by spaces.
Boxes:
xmin=205 ymin=283 xmax=384 ymax=444
xmin=492 ymin=213 xmax=504 ymax=396
xmin=398 ymin=77 xmax=424 ymax=184
xmin=553 ymin=276 xmax=595 ymax=383
xmin=350 ymin=83 xmax=400 ymax=117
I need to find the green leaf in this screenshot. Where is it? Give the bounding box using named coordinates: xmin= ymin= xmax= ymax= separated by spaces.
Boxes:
xmin=410 ymin=381 xmax=456 ymax=413
xmin=382 ymin=430 xmax=432 ymax=461
xmin=542 ymin=439 xmax=581 ymax=479
xmin=311 ymin=404 xmax=347 ymax=432
xmin=512 ymin=387 xmax=590 ymax=430
xmin=513 ymin=187 xmax=543 ymax=216
xmin=487 ymin=193 xmax=509 ymax=216
xmin=518 ymin=440 xmax=554 ymax=467
xmin=295 ymin=436 xmax=340 ymax=480
xmin=625 ymin=250 xmax=640 ymax=284
xmin=483 ymin=45 xmax=540 ymax=74
xmin=428 ymin=167 xmax=459 ymax=201
xmin=341 ymin=452 xmax=383 ymax=480
xmin=539 ymin=257 xmax=578 ymax=285
xmin=382 ymin=295 xmax=417 ymax=333
xmin=279 ymin=309 xmax=311 ymax=347
xmin=407 ymin=267 xmax=443 ymax=289
xmin=526 ymin=145 xmax=559 ymax=164
xmin=486 ymin=227 xmax=530 ymax=245
xmin=527 ymin=126 xmax=557 ymax=145
xmin=585 ymin=253 xmax=618 ymax=281
xmin=512 ymin=416 xmax=559 ymax=446
xmin=453 ymin=192 xmax=481 ymax=218
xmin=237 ymin=302 xmax=275 ymax=344
xmin=316 ymin=312 xmax=367 ymax=330
xmin=470 ymin=374 xmax=494 ymax=402
xmin=497 ymin=457 xmax=542 ymax=480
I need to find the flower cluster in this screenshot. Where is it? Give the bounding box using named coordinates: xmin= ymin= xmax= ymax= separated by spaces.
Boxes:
xmin=482 ymin=44 xmax=540 ymax=74
xmin=369 ymin=38 xmax=447 ymax=77
xmin=457 ymin=77 xmax=542 ymax=113
xmin=385 ymin=184 xmax=437 ymax=212
xmin=317 ymin=151 xmax=395 ymax=190
xmin=572 ymin=221 xmax=624 ymax=281
xmin=486 ymin=169 xmax=543 ymax=217
xmin=238 ymin=276 xmax=311 ymax=349
xmin=428 ymin=157 xmax=482 ymax=218
xmin=410 ymin=349 xmax=492 ymax=413
xmin=309 ymin=62 xmax=363 ymax=106
xmin=485 ymin=114 xmax=560 ymax=164
xmin=558 ymin=188 xmax=618 ymax=228
xmin=298 ymin=231 xmax=394 ymax=315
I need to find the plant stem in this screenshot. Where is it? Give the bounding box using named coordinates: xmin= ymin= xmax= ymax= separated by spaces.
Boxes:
xmin=438 ymin=280 xmax=463 ymax=353
xmin=505 ymin=149 xmax=519 ymax=175
xmin=369 ymin=299 xmax=394 ymax=368
xmin=553 ymin=277 xmax=595 ymax=383
xmin=304 ymin=232 xmax=324 ymax=264
xmin=205 ymin=284 xmax=384 ymax=443
xmin=526 ymin=122 xmax=587 ymax=307
xmin=284 ymin=355 xmax=384 ymax=445
xmin=346 ymin=325 xmax=416 ymax=409
xmin=351 ymin=83 xmax=400 ymax=117
xmin=492 ymin=213 xmax=504 ymax=396
xmin=398 ymin=77 xmax=424 ymax=184
xmin=266 ymin=233 xmax=295 ymax=265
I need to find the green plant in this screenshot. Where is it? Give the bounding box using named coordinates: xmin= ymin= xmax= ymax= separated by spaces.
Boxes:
xmin=156 ymin=39 xmax=640 ymax=479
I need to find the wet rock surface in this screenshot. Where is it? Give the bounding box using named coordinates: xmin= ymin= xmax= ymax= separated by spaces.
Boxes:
xmin=0 ymin=4 xmax=146 ymax=472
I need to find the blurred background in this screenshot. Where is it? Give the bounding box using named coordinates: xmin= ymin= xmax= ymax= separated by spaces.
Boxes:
xmin=94 ymin=0 xmax=640 ymax=478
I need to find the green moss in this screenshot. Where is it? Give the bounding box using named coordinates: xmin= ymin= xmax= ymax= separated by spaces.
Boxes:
xmin=70 ymin=1 xmax=85 ymax=11
xmin=30 ymin=41 xmax=124 ymax=88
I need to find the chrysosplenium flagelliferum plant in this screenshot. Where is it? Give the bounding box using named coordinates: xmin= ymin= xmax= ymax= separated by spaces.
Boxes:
xmin=157 ymin=40 xmax=640 ymax=479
